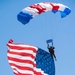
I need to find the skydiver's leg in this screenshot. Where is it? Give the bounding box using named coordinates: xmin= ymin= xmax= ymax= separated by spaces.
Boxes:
xmin=53 ymin=54 xmax=57 ymax=61
xmin=53 ymin=54 xmax=56 ymax=58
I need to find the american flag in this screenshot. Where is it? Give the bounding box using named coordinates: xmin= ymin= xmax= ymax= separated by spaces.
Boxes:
xmin=7 ymin=39 xmax=48 ymax=75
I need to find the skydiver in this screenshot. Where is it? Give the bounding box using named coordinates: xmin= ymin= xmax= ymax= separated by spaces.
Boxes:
xmin=47 ymin=43 xmax=57 ymax=61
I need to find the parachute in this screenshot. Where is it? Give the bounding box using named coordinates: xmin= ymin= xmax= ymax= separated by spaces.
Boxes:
xmin=46 ymin=39 xmax=53 ymax=43
xmin=17 ymin=2 xmax=71 ymax=25
xmin=7 ymin=39 xmax=55 ymax=75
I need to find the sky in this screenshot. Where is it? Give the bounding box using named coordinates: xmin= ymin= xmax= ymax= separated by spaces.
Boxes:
xmin=0 ymin=0 xmax=75 ymax=75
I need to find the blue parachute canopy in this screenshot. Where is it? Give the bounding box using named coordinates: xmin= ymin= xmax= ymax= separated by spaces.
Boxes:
xmin=46 ymin=39 xmax=53 ymax=43
xmin=35 ymin=48 xmax=55 ymax=75
xmin=60 ymin=8 xmax=71 ymax=18
xmin=17 ymin=12 xmax=33 ymax=25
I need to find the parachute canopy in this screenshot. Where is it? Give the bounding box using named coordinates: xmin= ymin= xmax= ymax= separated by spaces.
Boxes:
xmin=7 ymin=39 xmax=55 ymax=75
xmin=46 ymin=39 xmax=53 ymax=43
xmin=17 ymin=2 xmax=71 ymax=25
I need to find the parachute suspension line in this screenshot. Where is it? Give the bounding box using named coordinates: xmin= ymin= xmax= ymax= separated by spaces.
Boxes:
xmin=45 ymin=22 xmax=55 ymax=45
xmin=50 ymin=24 xmax=54 ymax=41
xmin=43 ymin=12 xmax=55 ymax=42
xmin=43 ymin=13 xmax=53 ymax=41
xmin=51 ymin=38 xmax=53 ymax=46
xmin=46 ymin=39 xmax=53 ymax=46
xmin=51 ymin=24 xmax=56 ymax=43
xmin=44 ymin=14 xmax=50 ymax=38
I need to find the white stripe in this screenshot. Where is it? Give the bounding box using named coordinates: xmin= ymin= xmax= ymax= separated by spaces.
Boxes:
xmin=8 ymin=49 xmax=36 ymax=57
xmin=8 ymin=43 xmax=38 ymax=50
xmin=8 ymin=60 xmax=34 ymax=68
xmin=11 ymin=66 xmax=34 ymax=74
xmin=34 ymin=67 xmax=48 ymax=75
xmin=57 ymin=3 xmax=66 ymax=11
xmin=7 ymin=53 xmax=35 ymax=61
xmin=38 ymin=3 xmax=52 ymax=11
xmin=50 ymin=3 xmax=58 ymax=6
xmin=13 ymin=70 xmax=18 ymax=74
xmin=22 ymin=7 xmax=39 ymax=17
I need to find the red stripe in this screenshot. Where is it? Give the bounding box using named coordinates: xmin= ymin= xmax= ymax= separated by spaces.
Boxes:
xmin=34 ymin=70 xmax=43 ymax=75
xmin=7 ymin=44 xmax=37 ymax=53
xmin=19 ymin=74 xmax=33 ymax=75
xmin=8 ymin=57 xmax=36 ymax=67
xmin=10 ymin=63 xmax=35 ymax=71
xmin=14 ymin=73 xmax=33 ymax=75
xmin=30 ymin=4 xmax=46 ymax=14
xmin=14 ymin=73 xmax=32 ymax=75
xmin=13 ymin=68 xmax=19 ymax=75
xmin=50 ymin=3 xmax=59 ymax=10
xmin=8 ymin=51 xmax=35 ymax=59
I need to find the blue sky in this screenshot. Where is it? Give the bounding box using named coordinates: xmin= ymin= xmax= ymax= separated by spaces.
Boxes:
xmin=0 ymin=0 xmax=75 ymax=75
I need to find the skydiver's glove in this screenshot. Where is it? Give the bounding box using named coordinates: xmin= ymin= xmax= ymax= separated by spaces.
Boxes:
xmin=55 ymin=58 xmax=57 ymax=61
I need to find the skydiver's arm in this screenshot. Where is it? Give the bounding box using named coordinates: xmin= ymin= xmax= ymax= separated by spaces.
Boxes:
xmin=47 ymin=43 xmax=49 ymax=48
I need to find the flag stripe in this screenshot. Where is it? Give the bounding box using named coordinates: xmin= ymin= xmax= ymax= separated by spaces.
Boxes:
xmin=11 ymin=66 xmax=34 ymax=74
xmin=7 ymin=43 xmax=37 ymax=52
xmin=8 ymin=49 xmax=36 ymax=57
xmin=8 ymin=60 xmax=34 ymax=68
xmin=8 ymin=57 xmax=36 ymax=67
xmin=8 ymin=51 xmax=35 ymax=59
xmin=8 ymin=53 xmax=35 ymax=61
xmin=10 ymin=63 xmax=35 ymax=71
